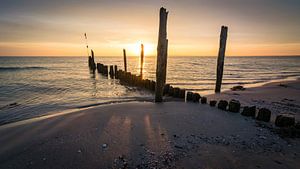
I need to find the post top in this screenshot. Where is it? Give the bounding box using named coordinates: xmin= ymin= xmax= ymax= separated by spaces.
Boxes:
xmin=160 ymin=7 xmax=169 ymax=14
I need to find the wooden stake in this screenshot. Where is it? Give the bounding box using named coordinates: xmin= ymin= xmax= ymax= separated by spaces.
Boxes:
xmin=215 ymin=26 xmax=228 ymax=93
xmin=140 ymin=44 xmax=144 ymax=78
xmin=123 ymin=49 xmax=127 ymax=72
xmin=155 ymin=7 xmax=169 ymax=102
xmin=88 ymin=49 xmax=96 ymax=70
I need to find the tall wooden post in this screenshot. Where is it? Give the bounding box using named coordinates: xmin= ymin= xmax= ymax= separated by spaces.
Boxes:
xmin=89 ymin=49 xmax=96 ymax=70
xmin=155 ymin=7 xmax=169 ymax=102
xmin=215 ymin=26 xmax=228 ymax=93
xmin=123 ymin=49 xmax=127 ymax=72
xmin=140 ymin=44 xmax=144 ymax=78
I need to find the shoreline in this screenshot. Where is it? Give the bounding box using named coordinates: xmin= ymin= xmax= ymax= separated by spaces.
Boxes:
xmin=0 ymin=101 xmax=299 ymax=168
xmin=1 ymin=77 xmax=299 ymax=128
xmin=206 ymin=78 xmax=300 ymax=122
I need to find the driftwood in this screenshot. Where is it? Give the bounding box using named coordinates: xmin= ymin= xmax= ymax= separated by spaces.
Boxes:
xmin=215 ymin=26 xmax=228 ymax=93
xmin=155 ymin=7 xmax=169 ymax=102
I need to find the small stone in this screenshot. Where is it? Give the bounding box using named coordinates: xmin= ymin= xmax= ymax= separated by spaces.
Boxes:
xmin=228 ymin=99 xmax=241 ymax=113
xmin=259 ymin=136 xmax=267 ymax=140
xmin=256 ymin=108 xmax=271 ymax=122
xmin=275 ymin=115 xmax=295 ymax=127
xmin=174 ymin=145 xmax=183 ymax=149
xmin=231 ymin=85 xmax=245 ymax=91
xmin=241 ymin=106 xmax=256 ymax=117
xmin=218 ymin=100 xmax=228 ymax=110
xmin=201 ymin=97 xmax=207 ymax=104
xmin=102 ymin=143 xmax=108 ymax=149
xmin=209 ymin=100 xmax=217 ymax=107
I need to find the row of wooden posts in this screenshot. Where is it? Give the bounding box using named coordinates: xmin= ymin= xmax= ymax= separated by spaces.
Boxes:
xmin=88 ymin=7 xmax=228 ymax=102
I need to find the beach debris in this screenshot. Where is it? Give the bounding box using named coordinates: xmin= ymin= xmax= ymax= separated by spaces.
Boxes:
xmin=209 ymin=100 xmax=217 ymax=107
xmin=231 ymin=85 xmax=246 ymax=91
xmin=278 ymin=84 xmax=288 ymax=88
xmin=275 ymin=115 xmax=295 ymax=127
xmin=102 ymin=143 xmax=108 ymax=150
xmin=113 ymin=155 xmax=128 ymax=169
xmin=217 ymin=100 xmax=228 ymax=110
xmin=192 ymin=93 xmax=201 ymax=102
xmin=241 ymin=106 xmax=256 ymax=117
xmin=174 ymin=145 xmax=183 ymax=149
xmin=201 ymin=97 xmax=207 ymax=104
xmin=256 ymin=108 xmax=271 ymax=122
xmin=186 ymin=92 xmax=193 ymax=101
xmin=228 ymin=99 xmax=241 ymax=113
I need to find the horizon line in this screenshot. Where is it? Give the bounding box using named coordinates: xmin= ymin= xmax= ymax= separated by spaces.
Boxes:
xmin=1 ymin=55 xmax=300 ymax=57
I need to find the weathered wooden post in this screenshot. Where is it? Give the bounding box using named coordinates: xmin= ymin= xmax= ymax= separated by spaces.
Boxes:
xmin=88 ymin=49 xmax=96 ymax=70
xmin=123 ymin=49 xmax=127 ymax=72
xmin=140 ymin=44 xmax=144 ymax=78
xmin=155 ymin=7 xmax=169 ymax=102
xmin=109 ymin=65 xmax=114 ymax=78
xmin=114 ymin=65 xmax=118 ymax=78
xmin=215 ymin=26 xmax=228 ymax=93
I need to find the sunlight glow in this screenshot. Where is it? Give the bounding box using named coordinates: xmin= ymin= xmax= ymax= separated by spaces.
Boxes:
xmin=126 ymin=42 xmax=156 ymax=56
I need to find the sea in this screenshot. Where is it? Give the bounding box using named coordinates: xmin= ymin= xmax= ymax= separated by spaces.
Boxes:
xmin=1 ymin=56 xmax=300 ymax=125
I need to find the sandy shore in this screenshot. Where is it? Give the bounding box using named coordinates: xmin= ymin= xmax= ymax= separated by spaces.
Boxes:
xmin=0 ymin=80 xmax=300 ymax=169
xmin=206 ymin=79 xmax=300 ymax=121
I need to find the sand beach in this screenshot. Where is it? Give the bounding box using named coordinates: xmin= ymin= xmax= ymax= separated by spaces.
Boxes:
xmin=0 ymin=79 xmax=299 ymax=169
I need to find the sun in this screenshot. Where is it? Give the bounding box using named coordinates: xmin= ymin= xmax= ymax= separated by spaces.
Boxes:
xmin=126 ymin=42 xmax=155 ymax=56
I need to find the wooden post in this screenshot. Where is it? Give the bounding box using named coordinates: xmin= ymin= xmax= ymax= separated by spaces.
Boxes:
xmin=109 ymin=65 xmax=114 ymax=78
xmin=155 ymin=7 xmax=169 ymax=102
xmin=114 ymin=65 xmax=118 ymax=78
xmin=215 ymin=26 xmax=228 ymax=93
xmin=123 ymin=49 xmax=127 ymax=72
xmin=90 ymin=50 xmax=96 ymax=70
xmin=140 ymin=44 xmax=144 ymax=78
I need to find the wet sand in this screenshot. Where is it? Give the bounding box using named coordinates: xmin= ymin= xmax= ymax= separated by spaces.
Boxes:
xmin=206 ymin=79 xmax=300 ymax=121
xmin=0 ymin=80 xmax=300 ymax=169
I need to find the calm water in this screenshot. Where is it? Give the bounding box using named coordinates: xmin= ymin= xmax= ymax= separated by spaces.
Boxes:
xmin=1 ymin=56 xmax=300 ymax=125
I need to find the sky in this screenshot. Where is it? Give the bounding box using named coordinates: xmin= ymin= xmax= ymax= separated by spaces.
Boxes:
xmin=0 ymin=0 xmax=300 ymax=56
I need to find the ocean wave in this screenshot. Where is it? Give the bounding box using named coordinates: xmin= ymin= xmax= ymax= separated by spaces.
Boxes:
xmin=0 ymin=66 xmax=47 ymax=72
